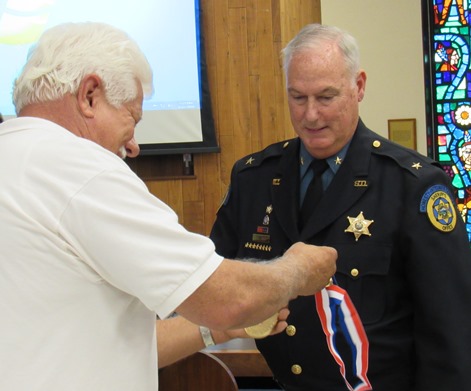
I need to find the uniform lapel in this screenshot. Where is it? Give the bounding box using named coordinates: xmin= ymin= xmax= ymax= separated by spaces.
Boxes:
xmin=300 ymin=122 xmax=373 ymax=240
xmin=271 ymin=139 xmax=301 ymax=243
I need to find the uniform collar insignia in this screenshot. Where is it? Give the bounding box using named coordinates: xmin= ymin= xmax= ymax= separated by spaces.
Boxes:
xmin=412 ymin=162 xmax=422 ymax=170
xmin=246 ymin=157 xmax=255 ymax=165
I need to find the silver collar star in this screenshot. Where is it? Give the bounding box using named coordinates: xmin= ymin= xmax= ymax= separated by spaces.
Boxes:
xmin=412 ymin=162 xmax=422 ymax=170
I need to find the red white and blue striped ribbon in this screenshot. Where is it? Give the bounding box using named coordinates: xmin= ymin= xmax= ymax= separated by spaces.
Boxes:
xmin=315 ymin=282 xmax=372 ymax=391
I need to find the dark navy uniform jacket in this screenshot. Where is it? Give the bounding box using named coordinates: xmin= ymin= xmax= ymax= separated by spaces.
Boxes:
xmin=210 ymin=120 xmax=471 ymax=391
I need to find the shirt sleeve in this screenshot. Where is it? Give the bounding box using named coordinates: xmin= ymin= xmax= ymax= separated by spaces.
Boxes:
xmin=58 ymin=168 xmax=223 ymax=319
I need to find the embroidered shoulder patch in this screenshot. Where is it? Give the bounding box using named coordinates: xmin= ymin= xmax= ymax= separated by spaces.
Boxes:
xmin=419 ymin=185 xmax=456 ymax=232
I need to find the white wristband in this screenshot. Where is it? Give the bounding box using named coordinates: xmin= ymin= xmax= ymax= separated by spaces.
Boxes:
xmin=199 ymin=326 xmax=215 ymax=347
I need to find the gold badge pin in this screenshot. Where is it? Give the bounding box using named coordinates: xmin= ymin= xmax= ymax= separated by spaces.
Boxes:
xmin=244 ymin=313 xmax=279 ymax=339
xmin=344 ymin=211 xmax=374 ymax=241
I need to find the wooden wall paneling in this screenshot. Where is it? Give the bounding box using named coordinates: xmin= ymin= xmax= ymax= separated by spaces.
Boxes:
xmin=279 ymin=0 xmax=300 ymax=46
xmin=246 ymin=0 xmax=263 ymax=151
xmin=279 ymin=0 xmax=322 ymax=45
xmin=146 ymin=180 xmax=161 ymax=203
xmin=167 ymin=180 xmax=184 ymax=222
xmin=183 ymin=200 xmax=206 ymax=234
xmin=208 ymin=0 xmax=232 ymax=140
xmin=199 ymin=0 xmax=228 ymax=233
xmin=200 ymin=1 xmax=220 ymax=134
xmin=300 ymin=0 xmax=322 ymax=27
xmin=200 ymin=152 xmax=224 ymax=234
xmin=277 ymin=0 xmax=322 ymax=141
xmin=228 ymin=0 xmax=246 ymax=8
xmin=248 ymin=75 xmax=262 ymax=151
xmin=182 ymin=160 xmax=204 ymax=203
xmin=181 ymin=158 xmax=205 ymax=233
xmin=147 ymin=180 xmax=170 ymax=210
xmin=228 ymin=7 xmax=252 ymax=161
xmin=270 ymin=1 xmax=292 ymax=143
xmin=247 ymin=0 xmax=278 ymax=150
xmin=219 ymin=133 xmax=236 ymax=188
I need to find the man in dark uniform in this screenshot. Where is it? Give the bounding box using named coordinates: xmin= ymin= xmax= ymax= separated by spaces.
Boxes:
xmin=210 ymin=24 xmax=471 ymax=391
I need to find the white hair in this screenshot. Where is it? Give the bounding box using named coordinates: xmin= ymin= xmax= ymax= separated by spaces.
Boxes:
xmin=282 ymin=23 xmax=361 ymax=83
xmin=13 ymin=22 xmax=154 ymax=114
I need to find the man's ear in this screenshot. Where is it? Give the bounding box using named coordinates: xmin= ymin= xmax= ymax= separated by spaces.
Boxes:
xmin=357 ymin=70 xmax=367 ymax=102
xmin=77 ymin=74 xmax=103 ymax=118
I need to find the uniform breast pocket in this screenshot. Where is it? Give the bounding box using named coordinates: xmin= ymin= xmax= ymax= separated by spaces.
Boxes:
xmin=334 ymin=243 xmax=392 ymax=324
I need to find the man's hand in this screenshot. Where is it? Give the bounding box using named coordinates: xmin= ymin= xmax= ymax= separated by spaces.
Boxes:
xmin=218 ymin=307 xmax=290 ymax=340
xmin=280 ymin=242 xmax=337 ymax=297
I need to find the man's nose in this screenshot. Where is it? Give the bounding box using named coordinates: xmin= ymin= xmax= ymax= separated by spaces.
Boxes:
xmin=125 ymin=137 xmax=140 ymax=158
xmin=305 ymin=98 xmax=320 ymax=121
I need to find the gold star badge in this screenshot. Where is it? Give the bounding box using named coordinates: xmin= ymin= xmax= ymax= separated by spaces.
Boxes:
xmin=344 ymin=211 xmax=374 ymax=241
xmin=246 ymin=157 xmax=255 ymax=165
xmin=335 ymin=156 xmax=342 ymax=165
xmin=412 ymin=162 xmax=422 ymax=170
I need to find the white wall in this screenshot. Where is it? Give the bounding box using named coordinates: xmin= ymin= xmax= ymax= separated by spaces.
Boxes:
xmin=321 ymin=1 xmax=427 ymax=155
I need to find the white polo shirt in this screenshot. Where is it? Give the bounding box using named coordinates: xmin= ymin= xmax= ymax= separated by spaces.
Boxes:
xmin=0 ymin=117 xmax=223 ymax=390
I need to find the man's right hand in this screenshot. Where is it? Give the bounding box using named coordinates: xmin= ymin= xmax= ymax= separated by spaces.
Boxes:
xmin=280 ymin=242 xmax=337 ymax=297
xmin=176 ymin=242 xmax=336 ymax=331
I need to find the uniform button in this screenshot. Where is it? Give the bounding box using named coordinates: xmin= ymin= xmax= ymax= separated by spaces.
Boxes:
xmin=286 ymin=325 xmax=296 ymax=336
xmin=351 ymin=268 xmax=359 ymax=277
xmin=291 ymin=364 xmax=302 ymax=375
xmin=373 ymin=140 xmax=381 ymax=148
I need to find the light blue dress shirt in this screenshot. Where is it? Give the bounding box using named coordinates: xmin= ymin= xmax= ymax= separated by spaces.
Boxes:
xmin=299 ymin=141 xmax=351 ymax=205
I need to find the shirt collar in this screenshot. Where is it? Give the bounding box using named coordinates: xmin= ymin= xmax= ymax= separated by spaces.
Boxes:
xmin=299 ymin=140 xmax=351 ymax=179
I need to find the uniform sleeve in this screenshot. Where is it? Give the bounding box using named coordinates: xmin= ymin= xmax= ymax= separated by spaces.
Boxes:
xmin=210 ymin=164 xmax=241 ymax=259
xmin=401 ymin=167 xmax=471 ymax=390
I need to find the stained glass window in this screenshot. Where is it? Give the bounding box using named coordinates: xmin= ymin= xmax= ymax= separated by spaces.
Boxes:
xmin=423 ymin=0 xmax=471 ymax=242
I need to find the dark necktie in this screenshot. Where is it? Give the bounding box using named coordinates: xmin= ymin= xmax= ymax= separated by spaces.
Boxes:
xmin=299 ymin=159 xmax=328 ymax=228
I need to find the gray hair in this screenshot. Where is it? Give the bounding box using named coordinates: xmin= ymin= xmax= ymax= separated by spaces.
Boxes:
xmin=13 ymin=22 xmax=154 ymax=114
xmin=282 ymin=24 xmax=360 ymax=82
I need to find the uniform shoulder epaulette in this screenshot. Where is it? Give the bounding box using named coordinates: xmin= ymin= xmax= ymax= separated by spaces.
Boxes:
xmin=369 ymin=136 xmax=439 ymax=177
xmin=233 ymin=138 xmax=296 ymax=173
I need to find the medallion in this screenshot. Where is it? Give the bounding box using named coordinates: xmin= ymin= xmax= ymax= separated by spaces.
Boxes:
xmin=244 ymin=312 xmax=279 ymax=339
